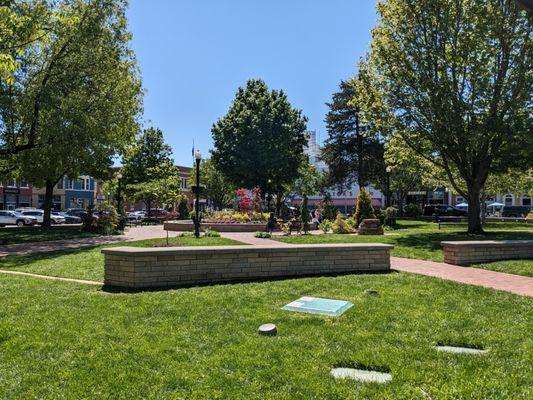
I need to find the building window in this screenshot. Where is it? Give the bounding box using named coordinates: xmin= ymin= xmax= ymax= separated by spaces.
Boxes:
xmin=504 ymin=194 xmax=513 ymax=206
xmin=19 ymin=181 xmax=29 ymax=188
xmin=181 ymin=177 xmax=188 ymax=190
xmin=66 ymin=179 xmax=74 ymax=190
xmin=57 ymin=178 xmax=64 ymax=189
xmin=523 ymin=195 xmax=531 ymax=206
xmin=456 ymin=197 xmax=464 ymax=204
xmin=80 ymin=177 xmax=90 ymax=191
xmin=6 ymin=179 xmax=16 ymax=187
xmin=19 ymin=195 xmax=30 ymax=207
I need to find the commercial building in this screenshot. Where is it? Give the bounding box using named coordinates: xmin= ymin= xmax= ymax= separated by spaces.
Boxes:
xmin=0 ymin=180 xmax=33 ymax=210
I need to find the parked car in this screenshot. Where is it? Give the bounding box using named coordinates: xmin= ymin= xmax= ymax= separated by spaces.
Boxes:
xmin=64 ymin=208 xmax=99 ymax=223
xmin=501 ymin=205 xmax=531 ymax=218
xmin=0 ymin=210 xmax=38 ymax=227
xmin=423 ymin=205 xmax=468 ymax=217
xmin=52 ymin=211 xmax=82 ymax=224
xmin=127 ymin=211 xmax=146 ymax=222
xmin=20 ymin=209 xmax=65 ymax=225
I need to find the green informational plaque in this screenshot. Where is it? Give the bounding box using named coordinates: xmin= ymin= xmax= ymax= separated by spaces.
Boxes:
xmin=282 ymin=296 xmax=353 ymax=317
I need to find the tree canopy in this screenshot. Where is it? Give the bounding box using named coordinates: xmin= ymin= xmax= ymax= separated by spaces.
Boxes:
xmin=361 ymin=0 xmax=532 ymax=233
xmin=211 ymin=79 xmax=308 ymax=198
xmin=9 ymin=0 xmax=142 ymax=226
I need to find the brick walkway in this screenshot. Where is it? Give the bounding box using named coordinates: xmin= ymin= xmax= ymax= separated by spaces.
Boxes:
xmin=391 ymin=256 xmax=533 ymax=297
xmin=0 ymin=225 xmax=179 ymax=257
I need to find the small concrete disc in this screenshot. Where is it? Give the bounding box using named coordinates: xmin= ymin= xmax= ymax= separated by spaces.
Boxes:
xmin=364 ymin=290 xmax=379 ymax=296
xmin=258 ymin=323 xmax=277 ymax=336
xmin=331 ymin=368 xmax=392 ymax=384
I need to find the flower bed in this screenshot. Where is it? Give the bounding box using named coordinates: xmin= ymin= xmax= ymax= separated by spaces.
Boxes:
xmin=203 ymin=211 xmax=269 ymax=224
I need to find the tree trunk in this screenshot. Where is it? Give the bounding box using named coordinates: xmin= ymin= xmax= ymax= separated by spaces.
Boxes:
xmin=275 ymin=193 xmax=283 ymax=218
xmin=42 ymin=179 xmax=55 ymax=229
xmin=467 ymin=187 xmax=484 ymax=234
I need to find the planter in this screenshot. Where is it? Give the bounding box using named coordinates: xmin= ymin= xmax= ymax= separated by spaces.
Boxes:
xmin=164 ymin=220 xmax=267 ymax=233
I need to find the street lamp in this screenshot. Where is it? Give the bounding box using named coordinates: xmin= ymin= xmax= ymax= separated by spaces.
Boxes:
xmin=116 ymin=172 xmax=124 ymax=230
xmin=192 ymin=151 xmax=202 ymax=238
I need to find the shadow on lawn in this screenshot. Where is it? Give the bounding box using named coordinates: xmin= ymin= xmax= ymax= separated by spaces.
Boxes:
xmin=0 ymin=246 xmax=101 ymax=269
xmin=394 ymin=229 xmax=533 ymax=255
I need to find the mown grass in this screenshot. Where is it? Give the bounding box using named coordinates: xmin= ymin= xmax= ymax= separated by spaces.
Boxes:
xmin=273 ymin=220 xmax=533 ymax=262
xmin=472 ymin=259 xmax=533 ymax=277
xmin=0 ymin=271 xmax=531 ymax=399
xmin=0 ymin=236 xmax=243 ymax=281
xmin=0 ymin=227 xmax=95 ymax=245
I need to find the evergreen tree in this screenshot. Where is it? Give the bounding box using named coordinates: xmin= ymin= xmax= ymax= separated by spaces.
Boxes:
xmin=300 ymin=195 xmax=311 ymax=234
xmin=320 ymin=193 xmax=338 ymax=221
xmin=354 ymin=188 xmax=376 ymax=227
xmin=321 ymin=80 xmax=385 ymax=191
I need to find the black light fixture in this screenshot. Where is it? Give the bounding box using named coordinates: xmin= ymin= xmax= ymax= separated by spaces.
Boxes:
xmin=192 ymin=151 xmax=202 ymax=238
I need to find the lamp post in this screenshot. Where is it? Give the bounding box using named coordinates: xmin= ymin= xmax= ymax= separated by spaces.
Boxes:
xmin=116 ymin=172 xmax=124 ymax=230
xmin=193 ymin=151 xmax=202 ymax=238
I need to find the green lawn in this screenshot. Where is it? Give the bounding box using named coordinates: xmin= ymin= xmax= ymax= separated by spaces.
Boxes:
xmin=0 ymin=227 xmax=96 ymax=245
xmin=0 ymin=270 xmax=531 ymax=399
xmin=273 ymin=220 xmax=533 ymax=262
xmin=472 ymin=259 xmax=533 ymax=278
xmin=0 ymin=236 xmax=243 ymax=282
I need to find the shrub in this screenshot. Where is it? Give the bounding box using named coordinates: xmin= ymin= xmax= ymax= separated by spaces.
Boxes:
xmin=96 ymin=201 xmax=118 ymax=235
xmin=404 ymin=203 xmax=420 ymax=217
xmin=177 ymin=195 xmax=190 ymax=220
xmin=300 ymin=195 xmax=311 ymax=234
xmin=354 ymin=188 xmax=376 ymax=227
xmin=235 ymin=188 xmax=253 ymax=212
xmin=320 ymin=193 xmax=338 ymax=221
xmin=254 ymin=231 xmax=272 ymax=238
xmin=332 ymin=214 xmax=354 ymax=234
xmin=178 ymin=232 xmax=194 ymax=237
xmin=382 ymin=207 xmax=398 ymax=227
xmin=346 ymin=217 xmax=359 ymax=232
xmin=203 ymin=228 xmax=220 ymax=237
xmin=318 ymin=219 xmax=333 ymax=233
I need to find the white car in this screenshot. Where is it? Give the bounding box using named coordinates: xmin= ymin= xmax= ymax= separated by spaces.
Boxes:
xmin=127 ymin=211 xmax=146 ymax=221
xmin=21 ymin=210 xmax=65 ymax=224
xmin=0 ymin=210 xmax=38 ymax=227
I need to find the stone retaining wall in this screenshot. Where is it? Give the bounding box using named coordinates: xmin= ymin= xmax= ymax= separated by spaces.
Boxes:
xmin=102 ymin=243 xmax=393 ymax=289
xmin=441 ymin=240 xmax=533 ymax=266
xmin=164 ymin=221 xmax=266 ymax=233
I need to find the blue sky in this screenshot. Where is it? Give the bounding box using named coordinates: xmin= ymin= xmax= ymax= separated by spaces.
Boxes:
xmin=127 ymin=0 xmax=378 ymax=166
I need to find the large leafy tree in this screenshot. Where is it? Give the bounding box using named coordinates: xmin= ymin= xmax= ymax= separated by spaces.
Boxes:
xmin=321 ymin=79 xmax=386 ymax=191
xmin=211 ymin=79 xmax=308 ymax=200
xmin=122 ymin=127 xmax=179 ymax=212
xmin=14 ymin=0 xmax=142 ymax=227
xmin=122 ymin=127 xmax=172 ymax=186
xmin=364 ymin=0 xmax=531 ymax=233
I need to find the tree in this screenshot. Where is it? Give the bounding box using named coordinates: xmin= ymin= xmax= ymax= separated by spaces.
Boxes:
xmin=127 ymin=163 xmax=181 ymax=213
xmin=363 ymin=0 xmax=531 ymax=233
xmin=211 ymin=79 xmax=308 ymax=200
xmin=321 ymin=79 xmax=386 ymax=191
xmin=354 ymin=188 xmax=376 ymax=227
xmin=122 ymin=127 xmax=172 ymax=186
xmin=192 ymin=158 xmax=235 ymax=210
xmin=320 ymin=193 xmax=338 ymax=221
xmin=13 ymin=0 xmax=142 ymax=227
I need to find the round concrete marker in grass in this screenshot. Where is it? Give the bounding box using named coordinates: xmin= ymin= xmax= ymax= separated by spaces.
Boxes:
xmin=331 ymin=367 xmax=392 ymax=384
xmin=258 ymin=323 xmax=277 ymax=336
xmin=435 ymin=345 xmax=487 ymax=355
xmin=364 ymin=290 xmax=379 ymax=296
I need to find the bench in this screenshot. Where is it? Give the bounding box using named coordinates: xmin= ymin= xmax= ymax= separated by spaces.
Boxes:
xmin=441 ymin=240 xmax=533 ymax=266
xmin=437 ymin=216 xmax=469 ymax=229
xmin=102 ymin=243 xmax=393 ymax=289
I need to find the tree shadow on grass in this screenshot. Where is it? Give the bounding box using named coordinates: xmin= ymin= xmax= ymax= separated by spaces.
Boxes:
xmin=394 ymin=230 xmax=533 ymax=257
xmin=0 ymin=245 xmax=102 ymax=269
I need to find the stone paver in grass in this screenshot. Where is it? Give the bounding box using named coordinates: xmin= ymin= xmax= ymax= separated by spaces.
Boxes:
xmin=282 ymin=296 xmax=354 ymax=317
xmin=435 ymin=345 xmax=487 ymax=355
xmin=330 ymin=367 xmax=392 ymax=384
